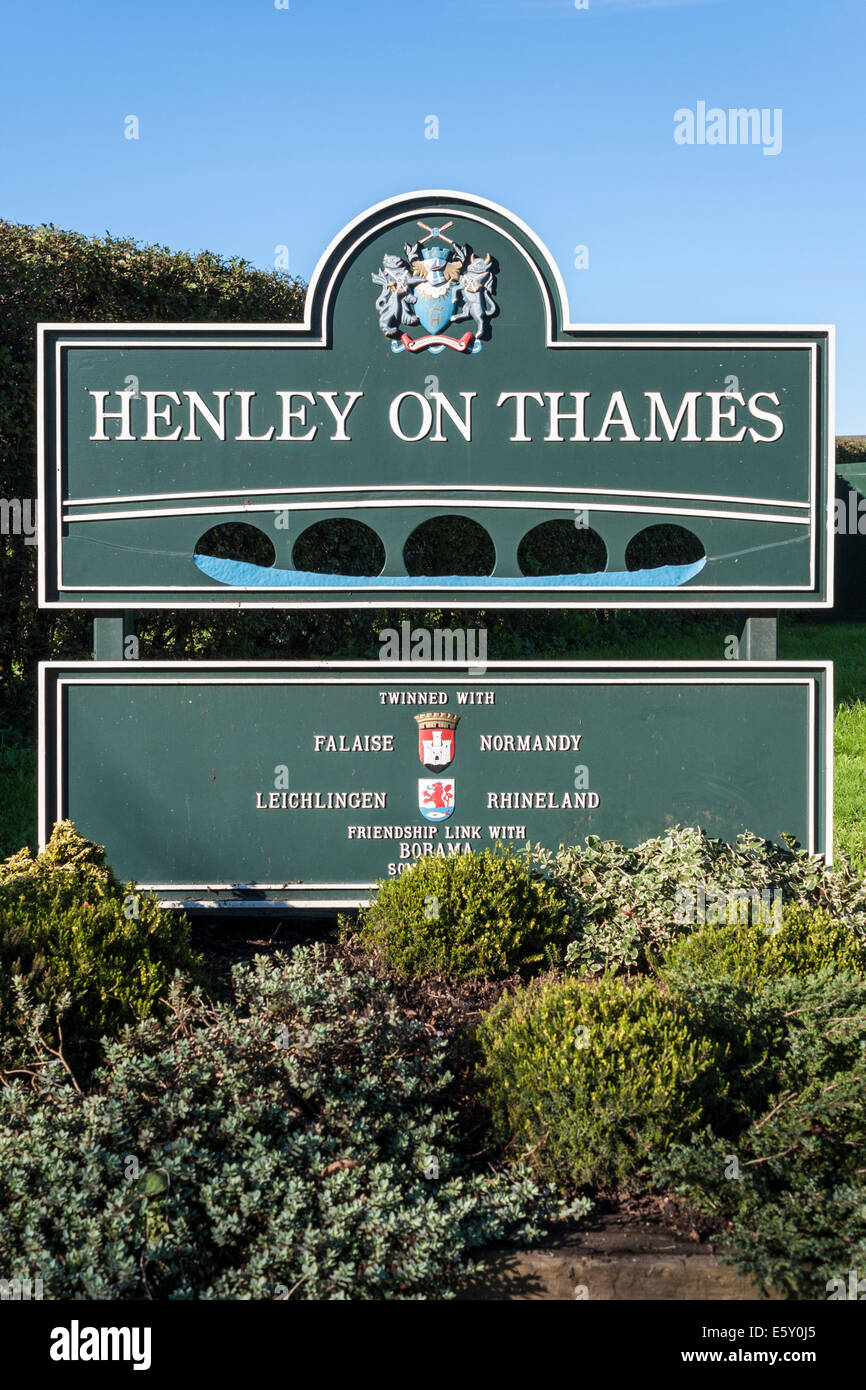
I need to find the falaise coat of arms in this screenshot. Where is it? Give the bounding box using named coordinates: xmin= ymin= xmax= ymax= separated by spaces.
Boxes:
xmin=372 ymin=221 xmax=497 ymax=354
xmin=414 ymin=712 xmax=460 ymax=770
xmin=418 ymin=778 xmax=455 ymax=821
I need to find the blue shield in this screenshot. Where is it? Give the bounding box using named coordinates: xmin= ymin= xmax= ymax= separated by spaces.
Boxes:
xmin=414 ymin=282 xmax=456 ymax=335
xmin=414 ymin=247 xmax=457 ymax=334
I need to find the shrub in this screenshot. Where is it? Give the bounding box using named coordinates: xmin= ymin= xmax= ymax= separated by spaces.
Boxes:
xmin=351 ymin=849 xmax=569 ymax=981
xmin=655 ymin=970 xmax=866 ymax=1298
xmin=0 ymin=822 xmax=204 ymax=1060
xmin=657 ymin=910 xmax=866 ymax=1131
xmin=0 ymin=947 xmax=576 ymax=1299
xmin=0 ymin=820 xmax=120 ymax=909
xmin=478 ymin=974 xmax=721 ymax=1191
xmin=657 ymin=902 xmax=865 ymax=992
xmin=836 ymin=437 xmax=866 ymax=466
xmin=533 ymin=826 xmax=866 ymax=976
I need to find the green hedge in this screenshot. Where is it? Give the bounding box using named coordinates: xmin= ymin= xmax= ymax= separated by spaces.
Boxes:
xmin=478 ymin=975 xmax=720 ymax=1191
xmin=0 ymin=947 xmax=571 ymax=1299
xmin=649 ymin=907 xmax=866 ymax=1295
xmin=350 ymin=849 xmax=569 ymax=981
xmin=655 ymin=909 xmax=866 ymax=1132
xmin=0 ymin=822 xmax=203 ymax=1067
xmin=656 ymin=969 xmax=866 ymax=1298
xmin=533 ymin=827 xmax=866 ymax=975
xmin=658 ymin=902 xmax=865 ymax=991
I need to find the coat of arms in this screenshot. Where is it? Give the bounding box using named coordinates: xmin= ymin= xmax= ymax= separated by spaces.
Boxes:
xmin=414 ymin=713 xmax=460 ymax=770
xmin=418 ymin=777 xmax=455 ymax=821
xmin=372 ymin=221 xmax=497 ymax=354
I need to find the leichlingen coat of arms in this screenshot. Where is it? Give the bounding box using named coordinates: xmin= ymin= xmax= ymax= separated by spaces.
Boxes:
xmin=418 ymin=777 xmax=455 ymax=821
xmin=372 ymin=221 xmax=497 ymax=354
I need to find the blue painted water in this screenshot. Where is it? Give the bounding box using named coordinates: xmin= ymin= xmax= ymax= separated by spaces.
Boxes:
xmin=193 ymin=553 xmax=707 ymax=589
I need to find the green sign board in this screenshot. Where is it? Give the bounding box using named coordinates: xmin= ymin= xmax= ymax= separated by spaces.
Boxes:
xmin=39 ymin=661 xmax=832 ymax=906
xmin=38 ymin=191 xmax=834 ymax=609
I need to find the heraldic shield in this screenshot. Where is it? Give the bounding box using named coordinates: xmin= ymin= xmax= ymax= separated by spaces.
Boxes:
xmin=371 ymin=219 xmax=497 ymax=353
xmin=413 ymin=246 xmax=458 ymax=334
xmin=414 ymin=713 xmax=460 ymax=770
xmin=418 ymin=778 xmax=455 ymax=822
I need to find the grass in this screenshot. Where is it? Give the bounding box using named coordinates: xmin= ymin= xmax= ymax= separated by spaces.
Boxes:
xmin=833 ymin=703 xmax=866 ymax=872
xmin=1 ymin=618 xmax=864 ymax=872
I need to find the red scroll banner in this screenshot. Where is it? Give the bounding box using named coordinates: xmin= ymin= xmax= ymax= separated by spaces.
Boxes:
xmin=399 ymin=331 xmax=475 ymax=353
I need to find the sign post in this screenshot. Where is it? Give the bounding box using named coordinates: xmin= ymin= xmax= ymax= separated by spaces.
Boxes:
xmin=39 ymin=660 xmax=832 ymax=908
xmin=37 ymin=191 xmax=835 ymax=901
xmin=38 ymin=191 xmax=833 ymax=612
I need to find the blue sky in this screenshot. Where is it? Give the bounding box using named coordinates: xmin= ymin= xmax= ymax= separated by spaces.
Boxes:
xmin=2 ymin=0 xmax=864 ymax=428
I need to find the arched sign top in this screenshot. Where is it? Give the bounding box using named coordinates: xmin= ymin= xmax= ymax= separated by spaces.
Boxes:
xmin=38 ymin=190 xmax=833 ymax=610
xmin=304 ymin=188 xmax=570 ymax=347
